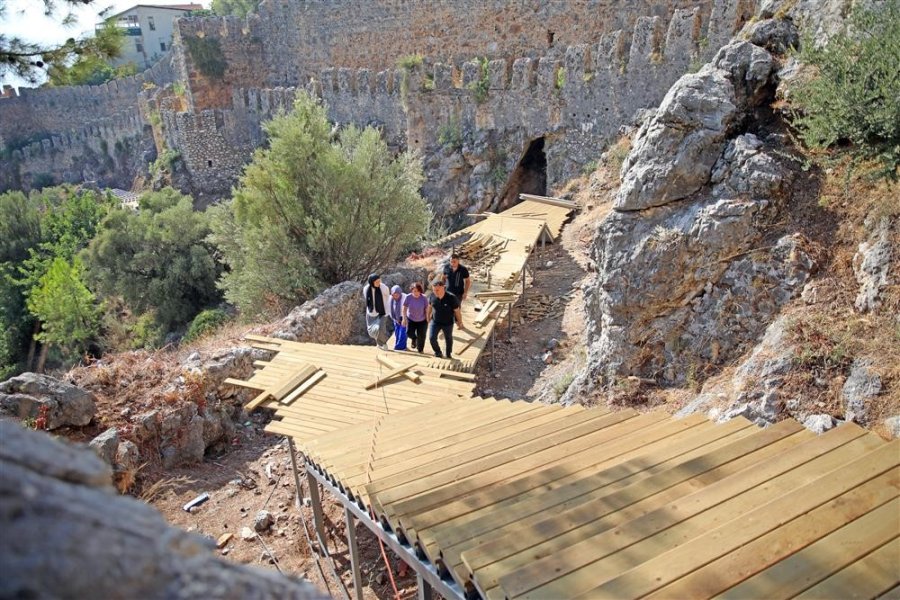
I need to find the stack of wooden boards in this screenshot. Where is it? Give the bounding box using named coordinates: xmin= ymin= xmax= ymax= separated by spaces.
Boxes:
xmin=300 ymin=397 xmax=899 ymax=600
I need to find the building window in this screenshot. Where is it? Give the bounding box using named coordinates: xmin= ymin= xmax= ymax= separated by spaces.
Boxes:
xmin=160 ymin=41 xmax=167 ymax=52
xmin=136 ymin=41 xmax=143 ymax=53
xmin=148 ymin=16 xmax=156 ymax=31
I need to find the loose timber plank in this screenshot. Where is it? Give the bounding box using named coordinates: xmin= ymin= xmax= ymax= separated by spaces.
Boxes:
xmin=364 ymin=362 xmax=417 ymax=390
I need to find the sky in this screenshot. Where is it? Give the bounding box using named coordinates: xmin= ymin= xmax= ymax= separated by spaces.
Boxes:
xmin=1 ymin=0 xmax=208 ymax=87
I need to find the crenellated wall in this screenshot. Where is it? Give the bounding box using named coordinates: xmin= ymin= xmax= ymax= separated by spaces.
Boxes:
xmin=0 ymin=56 xmax=174 ymax=192
xmin=1 ymin=0 xmax=760 ymax=217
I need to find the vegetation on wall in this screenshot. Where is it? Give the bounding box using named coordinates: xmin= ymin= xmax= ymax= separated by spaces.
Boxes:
xmin=210 ymin=0 xmax=259 ymax=18
xmin=790 ymin=0 xmax=900 ymax=181
xmin=183 ymin=35 xmax=227 ymax=79
xmin=468 ymin=57 xmax=490 ymax=103
xmin=209 ymin=91 xmax=431 ymax=320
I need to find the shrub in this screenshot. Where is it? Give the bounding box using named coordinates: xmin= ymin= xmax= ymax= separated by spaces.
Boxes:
xmin=183 ymin=35 xmax=227 ymax=79
xmin=396 ymin=54 xmax=423 ymax=70
xmin=468 ymin=57 xmax=490 ymax=103
xmin=210 ymin=92 xmax=431 ymax=319
xmin=437 ymin=118 xmax=463 ymax=150
xmin=184 ymin=308 xmax=229 ymax=343
xmin=790 ymin=0 xmax=900 ymax=180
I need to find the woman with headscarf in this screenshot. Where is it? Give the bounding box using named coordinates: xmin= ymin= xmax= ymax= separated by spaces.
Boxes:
xmin=389 ymin=285 xmax=408 ymax=351
xmin=363 ymin=273 xmax=392 ymax=349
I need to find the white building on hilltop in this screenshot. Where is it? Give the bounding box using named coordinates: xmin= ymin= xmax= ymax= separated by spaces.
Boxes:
xmin=103 ymin=4 xmax=203 ymax=69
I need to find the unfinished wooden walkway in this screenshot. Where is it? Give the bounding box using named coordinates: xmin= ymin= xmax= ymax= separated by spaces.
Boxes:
xmin=227 ymin=195 xmax=899 ymax=599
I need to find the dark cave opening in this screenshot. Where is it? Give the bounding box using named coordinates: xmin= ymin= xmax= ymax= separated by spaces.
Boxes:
xmin=500 ymin=136 xmax=547 ymax=209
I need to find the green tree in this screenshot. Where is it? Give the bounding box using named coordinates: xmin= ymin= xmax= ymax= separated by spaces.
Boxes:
xmin=790 ymin=0 xmax=900 ymax=180
xmin=1 ymin=1 xmax=123 ymax=84
xmin=26 ymin=256 xmax=100 ymax=356
xmin=46 ymin=21 xmax=133 ymax=87
xmin=83 ymin=187 xmax=222 ymax=331
xmin=0 ymin=191 xmax=42 ymax=376
xmin=210 ymin=91 xmax=431 ymax=319
xmin=0 ymin=186 xmax=111 ymax=373
xmin=210 ymin=0 xmax=259 ymax=18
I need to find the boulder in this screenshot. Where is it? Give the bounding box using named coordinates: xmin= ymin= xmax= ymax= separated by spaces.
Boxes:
xmin=0 ymin=372 xmax=95 ymax=429
xmin=842 ymin=359 xmax=882 ymax=424
xmin=615 ymin=41 xmax=774 ymax=211
xmin=0 ymin=421 xmax=322 ymax=599
xmin=803 ymin=414 xmax=836 ymax=435
xmin=853 ymin=217 xmax=893 ymax=313
xmin=89 ymin=427 xmax=120 ymax=465
xmin=116 ymin=440 xmax=141 ymax=471
xmin=883 ymin=416 xmax=900 ymax=440
xmin=254 ymin=510 xmax=274 ymax=532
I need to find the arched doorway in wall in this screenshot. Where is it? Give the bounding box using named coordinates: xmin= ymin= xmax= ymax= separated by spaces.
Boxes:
xmin=499 ymin=136 xmax=547 ymax=209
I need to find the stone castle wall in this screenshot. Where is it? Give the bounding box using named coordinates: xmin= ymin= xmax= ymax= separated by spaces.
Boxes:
xmin=0 ymin=57 xmax=174 ymax=192
xmin=1 ymin=0 xmax=759 ymax=215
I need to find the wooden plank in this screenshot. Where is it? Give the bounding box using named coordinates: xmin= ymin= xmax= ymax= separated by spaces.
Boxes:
xmin=456 ymin=331 xmax=485 ymax=355
xmin=579 ymin=443 xmax=900 ymax=599
xmin=281 ymin=370 xmax=326 ymax=405
xmin=463 ymin=424 xmax=815 ymax=594
xmin=497 ymin=428 xmax=882 ymax=599
xmin=376 ymin=354 xmax=422 ymax=383
xmin=792 ymin=536 xmax=899 ymax=600
xmin=716 ymin=498 xmax=900 ymax=599
xmin=223 ymin=377 xmax=267 ymax=390
xmin=518 ymin=193 xmax=578 ymax=209
xmin=646 ymin=469 xmax=900 ymax=599
xmin=364 ymin=362 xmax=416 ymax=390
xmin=269 ymin=365 xmax=318 ymax=400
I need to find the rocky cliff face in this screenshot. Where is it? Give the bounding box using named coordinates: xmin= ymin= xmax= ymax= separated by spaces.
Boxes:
xmin=581 ymin=23 xmax=815 ymax=391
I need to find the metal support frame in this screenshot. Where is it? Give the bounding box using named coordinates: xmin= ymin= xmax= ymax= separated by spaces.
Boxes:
xmin=345 ymin=507 xmax=364 ymax=600
xmin=306 ymin=460 xmax=467 ymax=600
xmin=306 ymin=469 xmax=329 ymax=555
xmin=418 ymin=574 xmax=434 ymax=600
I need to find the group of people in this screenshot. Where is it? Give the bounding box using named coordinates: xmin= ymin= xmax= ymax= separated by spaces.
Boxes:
xmin=363 ymin=255 xmax=471 ymax=359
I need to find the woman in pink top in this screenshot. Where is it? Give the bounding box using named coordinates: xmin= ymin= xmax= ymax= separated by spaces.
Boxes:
xmin=402 ymin=282 xmax=429 ymax=353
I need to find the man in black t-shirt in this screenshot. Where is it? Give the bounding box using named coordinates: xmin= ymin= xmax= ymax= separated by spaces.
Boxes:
xmin=427 ymin=279 xmax=463 ymax=359
xmin=442 ymin=254 xmax=471 ymax=302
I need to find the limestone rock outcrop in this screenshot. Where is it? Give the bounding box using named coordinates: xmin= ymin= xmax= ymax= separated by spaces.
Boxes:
xmin=0 ymin=372 xmax=96 ymax=429
xmin=0 ymin=420 xmax=322 ymax=600
xmin=581 ymin=27 xmax=817 ymax=391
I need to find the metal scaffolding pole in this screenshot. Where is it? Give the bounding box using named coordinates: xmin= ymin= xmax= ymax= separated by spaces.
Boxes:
xmin=345 ymin=507 xmax=364 ymax=600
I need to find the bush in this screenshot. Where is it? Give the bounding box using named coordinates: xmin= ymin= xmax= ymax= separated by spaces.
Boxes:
xmin=210 ymin=92 xmax=431 ymax=319
xmin=184 ymin=309 xmax=229 ymax=343
xmin=83 ymin=188 xmax=221 ymax=331
xmin=790 ymin=0 xmax=900 ymax=180
xmin=468 ymin=57 xmax=490 ymax=103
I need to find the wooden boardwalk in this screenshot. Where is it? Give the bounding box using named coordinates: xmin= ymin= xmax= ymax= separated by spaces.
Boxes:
xmin=299 ymin=397 xmax=899 ymax=599
xmin=226 ymin=196 xmax=899 ymax=598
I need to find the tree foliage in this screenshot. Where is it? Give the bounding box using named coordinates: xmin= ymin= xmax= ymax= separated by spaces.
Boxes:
xmin=210 ymin=91 xmax=431 ymax=319
xmin=83 ymin=187 xmax=222 ymax=330
xmin=46 ymin=21 xmax=132 ymax=87
xmin=1 ymin=1 xmax=123 ymax=84
xmin=790 ymin=0 xmax=900 ymax=180
xmin=210 ymin=0 xmax=259 ymax=18
xmin=26 ymin=256 xmax=99 ymax=354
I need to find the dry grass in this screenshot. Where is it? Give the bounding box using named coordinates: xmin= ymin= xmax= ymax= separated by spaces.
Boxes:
xmin=139 ymin=474 xmax=196 ymax=503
